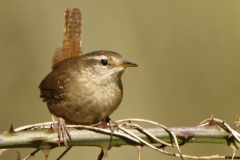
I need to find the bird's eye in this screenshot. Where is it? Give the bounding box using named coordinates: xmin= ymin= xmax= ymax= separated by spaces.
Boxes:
xmin=101 ymin=59 xmax=108 ymax=66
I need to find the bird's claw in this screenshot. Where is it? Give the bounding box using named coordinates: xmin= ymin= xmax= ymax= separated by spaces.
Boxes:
xmin=57 ymin=117 xmax=71 ymax=146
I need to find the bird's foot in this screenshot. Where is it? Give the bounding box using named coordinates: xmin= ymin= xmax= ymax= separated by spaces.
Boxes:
xmin=99 ymin=117 xmax=118 ymax=137
xmin=57 ymin=117 xmax=71 ymax=146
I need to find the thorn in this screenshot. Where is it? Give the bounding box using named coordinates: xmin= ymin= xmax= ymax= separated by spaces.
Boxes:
xmin=42 ymin=149 xmax=51 ymax=160
xmin=102 ymin=148 xmax=108 ymax=160
xmin=6 ymin=124 xmax=16 ymax=134
xmin=56 ymin=139 xmax=61 ymax=147
xmin=211 ymin=115 xmax=214 ymax=121
xmin=97 ymin=149 xmax=104 ymax=160
xmin=229 ymin=143 xmax=238 ymax=160
xmin=46 ymin=123 xmax=55 ymax=133
xmin=136 ymin=145 xmax=143 ymax=160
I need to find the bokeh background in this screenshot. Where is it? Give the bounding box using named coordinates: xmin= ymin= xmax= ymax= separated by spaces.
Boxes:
xmin=1 ymin=1 xmax=240 ymax=160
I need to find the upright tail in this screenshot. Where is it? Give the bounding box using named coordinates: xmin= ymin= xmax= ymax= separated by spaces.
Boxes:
xmin=52 ymin=8 xmax=82 ymax=69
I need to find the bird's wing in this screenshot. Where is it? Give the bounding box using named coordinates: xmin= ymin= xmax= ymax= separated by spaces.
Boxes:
xmin=39 ymin=56 xmax=82 ymax=102
xmin=39 ymin=69 xmax=70 ymax=102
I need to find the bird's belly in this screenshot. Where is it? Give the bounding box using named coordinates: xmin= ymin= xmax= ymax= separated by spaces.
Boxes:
xmin=47 ymin=84 xmax=122 ymax=125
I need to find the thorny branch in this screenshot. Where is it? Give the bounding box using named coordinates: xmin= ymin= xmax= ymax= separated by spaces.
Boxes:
xmin=0 ymin=117 xmax=240 ymax=160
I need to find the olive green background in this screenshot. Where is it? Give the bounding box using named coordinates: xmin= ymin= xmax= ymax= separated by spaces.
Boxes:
xmin=1 ymin=1 xmax=240 ymax=160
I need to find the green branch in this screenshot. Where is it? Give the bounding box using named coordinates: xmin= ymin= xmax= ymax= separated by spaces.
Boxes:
xmin=1 ymin=118 xmax=240 ymax=159
xmin=0 ymin=125 xmax=238 ymax=149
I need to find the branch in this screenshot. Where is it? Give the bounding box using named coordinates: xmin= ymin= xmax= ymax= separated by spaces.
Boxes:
xmin=0 ymin=118 xmax=239 ymax=159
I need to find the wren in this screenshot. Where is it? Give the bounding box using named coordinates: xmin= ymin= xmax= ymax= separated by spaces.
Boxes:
xmin=39 ymin=8 xmax=137 ymax=145
xmin=39 ymin=51 xmax=137 ymax=125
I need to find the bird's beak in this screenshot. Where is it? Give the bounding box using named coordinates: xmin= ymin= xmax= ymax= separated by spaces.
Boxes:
xmin=119 ymin=61 xmax=138 ymax=68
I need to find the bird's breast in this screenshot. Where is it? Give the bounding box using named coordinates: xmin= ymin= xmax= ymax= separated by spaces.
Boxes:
xmin=54 ymin=75 xmax=123 ymax=124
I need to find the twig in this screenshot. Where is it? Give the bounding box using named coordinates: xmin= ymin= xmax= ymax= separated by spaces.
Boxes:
xmin=22 ymin=149 xmax=40 ymax=160
xmin=56 ymin=146 xmax=72 ymax=160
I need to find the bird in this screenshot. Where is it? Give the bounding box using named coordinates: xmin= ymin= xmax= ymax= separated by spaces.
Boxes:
xmin=39 ymin=50 xmax=137 ymax=145
xmin=39 ymin=7 xmax=137 ymax=146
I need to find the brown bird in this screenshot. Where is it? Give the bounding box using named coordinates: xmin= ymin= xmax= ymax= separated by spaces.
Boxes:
xmin=39 ymin=50 xmax=137 ymax=125
xmin=39 ymin=8 xmax=137 ymax=146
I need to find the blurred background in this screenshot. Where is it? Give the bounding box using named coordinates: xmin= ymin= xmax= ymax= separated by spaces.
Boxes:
xmin=1 ymin=1 xmax=240 ymax=160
